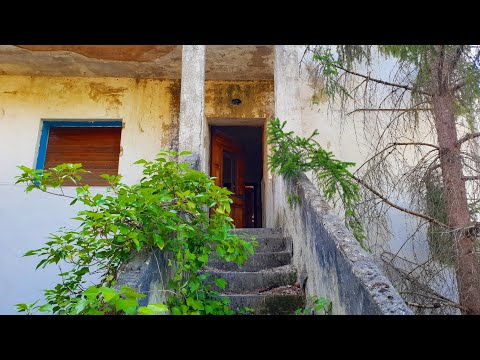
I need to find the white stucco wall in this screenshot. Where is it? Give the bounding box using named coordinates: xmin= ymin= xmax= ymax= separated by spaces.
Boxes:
xmin=0 ymin=75 xmax=180 ymax=313
xmin=292 ymin=45 xmax=435 ymax=262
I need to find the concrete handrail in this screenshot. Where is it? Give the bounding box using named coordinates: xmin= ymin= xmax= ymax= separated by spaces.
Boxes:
xmin=274 ymin=173 xmax=413 ymax=315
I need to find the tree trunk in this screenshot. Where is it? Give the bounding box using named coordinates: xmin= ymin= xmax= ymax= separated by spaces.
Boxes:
xmin=432 ymin=94 xmax=480 ymax=314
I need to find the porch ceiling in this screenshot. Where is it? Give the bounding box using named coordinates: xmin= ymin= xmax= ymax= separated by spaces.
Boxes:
xmin=0 ymin=45 xmax=273 ymax=80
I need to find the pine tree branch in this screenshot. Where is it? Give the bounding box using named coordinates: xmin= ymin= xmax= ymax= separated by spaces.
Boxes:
xmin=351 ymin=174 xmax=448 ymax=228
xmin=354 ymin=142 xmax=439 ymax=176
xmin=463 ymin=175 xmax=480 ymax=181
xmin=402 ymin=294 xmax=466 ymax=311
xmin=334 ymin=64 xmax=432 ymax=96
xmin=456 ymin=132 xmax=480 ymax=146
xmin=462 ymin=162 xmax=480 ymax=174
xmin=382 ymin=252 xmax=467 ymax=311
xmin=464 ymin=222 xmax=480 ymax=237
xmin=347 ymin=108 xmax=432 ymax=115
xmin=450 ymin=45 xmax=464 ymax=70
xmin=451 ymin=80 xmax=467 ymax=93
xmin=404 ymin=301 xmax=441 ymax=309
xmin=391 ymin=142 xmax=439 ymax=149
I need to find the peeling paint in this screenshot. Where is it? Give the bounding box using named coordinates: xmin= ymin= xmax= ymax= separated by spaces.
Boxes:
xmin=0 ymin=45 xmax=273 ymax=81
xmin=167 ymin=80 xmax=181 ymax=150
xmin=88 ymin=83 xmax=128 ymax=108
xmin=205 ymin=80 xmax=274 ymax=120
xmin=0 ymin=75 xmax=181 ymax=185
xmin=17 ymin=45 xmax=178 ymax=63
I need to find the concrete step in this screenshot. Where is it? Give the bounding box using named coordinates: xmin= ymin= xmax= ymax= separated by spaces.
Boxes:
xmin=206 ymin=265 xmax=297 ymax=293
xmin=211 ymin=228 xmax=306 ymax=314
xmin=225 ymin=291 xmax=305 ymax=315
xmin=208 ymin=251 xmax=291 ymax=272
xmin=231 ymin=228 xmax=283 ymax=237
xmin=251 ymin=237 xmax=287 ymax=252
xmin=232 ymin=229 xmax=288 ymax=252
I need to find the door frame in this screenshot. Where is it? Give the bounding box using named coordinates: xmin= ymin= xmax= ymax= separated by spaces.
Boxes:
xmin=207 ymin=118 xmax=266 ymax=228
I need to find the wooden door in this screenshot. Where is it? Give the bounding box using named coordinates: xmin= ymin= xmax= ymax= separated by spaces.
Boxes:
xmin=211 ymin=130 xmax=246 ymax=228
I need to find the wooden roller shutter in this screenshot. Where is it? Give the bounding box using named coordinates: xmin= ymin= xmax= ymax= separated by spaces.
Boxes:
xmin=43 ymin=127 xmax=122 ymax=186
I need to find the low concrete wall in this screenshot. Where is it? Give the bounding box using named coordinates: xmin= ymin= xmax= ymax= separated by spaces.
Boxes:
xmin=273 ymin=174 xmax=413 ymax=315
xmin=114 ymin=249 xmax=176 ymax=307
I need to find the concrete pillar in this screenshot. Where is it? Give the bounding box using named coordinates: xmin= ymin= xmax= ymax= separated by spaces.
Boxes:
xmin=266 ymin=45 xmax=302 ymax=227
xmin=178 ymin=45 xmax=206 ymax=171
xmin=274 ymin=45 xmax=301 ymax=131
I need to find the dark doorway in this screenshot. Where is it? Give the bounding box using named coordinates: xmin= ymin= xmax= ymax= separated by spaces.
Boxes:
xmin=210 ymin=126 xmax=263 ymax=228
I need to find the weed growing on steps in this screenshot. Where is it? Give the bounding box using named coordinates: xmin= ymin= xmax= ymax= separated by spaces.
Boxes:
xmin=295 ymin=296 xmax=332 ymax=315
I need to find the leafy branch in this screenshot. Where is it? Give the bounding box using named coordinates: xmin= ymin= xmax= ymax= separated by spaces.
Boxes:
xmin=15 ymin=150 xmax=257 ymax=315
xmin=267 ymin=118 xmax=366 ymax=246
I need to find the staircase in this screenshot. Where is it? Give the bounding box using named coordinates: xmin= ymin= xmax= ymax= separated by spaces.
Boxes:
xmin=206 ymin=228 xmax=305 ymax=315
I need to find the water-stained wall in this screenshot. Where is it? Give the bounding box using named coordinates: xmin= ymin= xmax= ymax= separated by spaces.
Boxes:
xmin=0 ymin=75 xmax=181 ymax=185
xmin=205 ymin=80 xmax=274 ymax=120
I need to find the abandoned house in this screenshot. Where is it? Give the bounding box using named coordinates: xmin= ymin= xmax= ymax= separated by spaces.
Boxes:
xmin=0 ymin=45 xmax=414 ymax=314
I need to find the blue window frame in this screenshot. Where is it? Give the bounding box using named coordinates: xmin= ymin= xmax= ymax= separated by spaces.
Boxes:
xmin=36 ymin=120 xmax=123 ymax=170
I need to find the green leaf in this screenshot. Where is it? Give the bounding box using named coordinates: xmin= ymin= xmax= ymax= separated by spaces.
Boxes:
xmin=216 ymin=246 xmax=226 ymax=257
xmin=99 ymin=287 xmax=118 ymax=302
xmin=214 ymin=278 xmax=227 ymax=290
xmin=38 ymin=304 xmax=53 ymax=313
xmin=75 ymin=267 xmax=90 ymax=276
xmin=86 ymin=309 xmax=104 ymax=315
xmin=83 ymin=286 xmax=100 ymax=299
xmin=132 ymin=238 xmax=140 ymax=250
xmin=15 ymin=303 xmax=29 ymax=311
xmin=198 ymin=254 xmax=208 ymax=263
xmin=115 ymin=298 xmax=138 ymax=315
xmin=35 ymin=259 xmax=49 ymax=270
xmin=192 ymin=300 xmax=204 ymax=311
xmin=171 ymin=306 xmax=182 ymax=315
xmin=73 ymin=299 xmax=89 ymax=314
xmin=189 ymin=280 xmax=200 ymax=292
xmin=23 ymin=250 xmax=38 ymax=257
xmin=119 ymin=225 xmax=130 ymax=235
xmin=153 ymin=233 xmax=165 ymax=250
xmin=137 ymin=306 xmax=154 ymax=315
xmin=121 ymin=288 xmax=146 ymax=299
xmin=147 ymin=304 xmax=168 ymax=313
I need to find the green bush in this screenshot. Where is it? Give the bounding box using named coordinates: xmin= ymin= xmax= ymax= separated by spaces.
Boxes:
xmin=15 ymin=150 xmax=256 ymax=315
